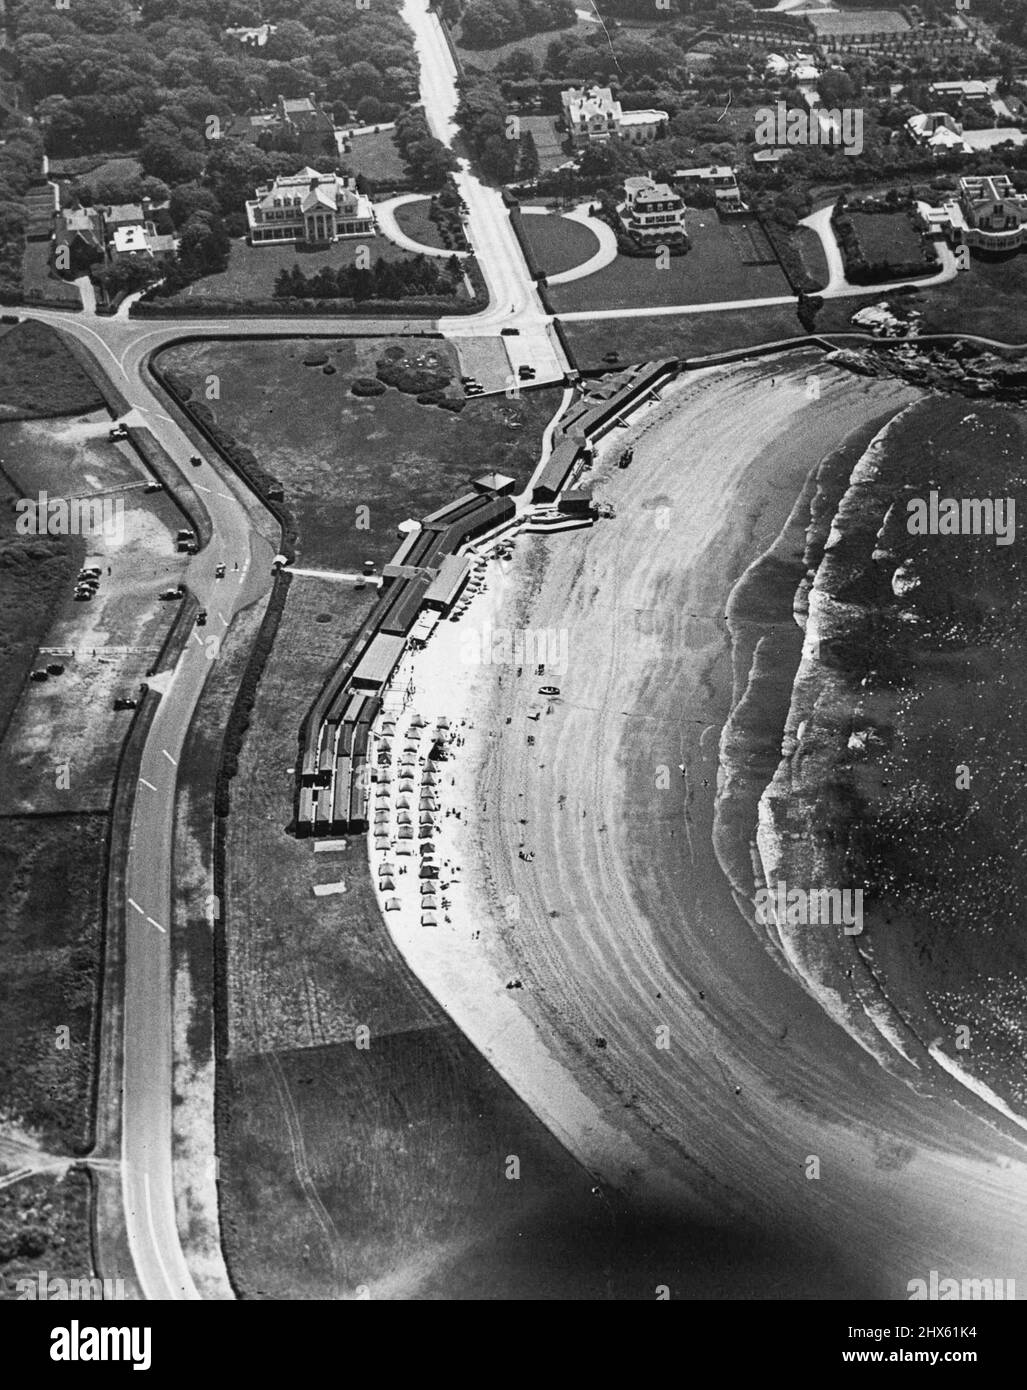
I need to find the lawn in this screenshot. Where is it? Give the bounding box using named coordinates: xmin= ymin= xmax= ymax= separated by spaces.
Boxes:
xmin=157 ymin=338 xmax=566 ymax=572
xmin=20 ymin=241 xmax=82 ymax=310
xmin=520 ymin=114 xmax=567 ymax=173
xmin=0 ymin=322 xmax=102 ymax=418
xmin=522 ymin=212 xmax=600 ymax=277
xmin=549 ymin=210 xmax=792 ymax=313
xmin=795 ymin=224 xmax=830 ymax=290
xmin=454 ymin=16 xmax=594 ymax=69
xmin=340 ymin=127 xmax=408 ymax=184
xmin=393 ymin=198 xmax=448 ymax=250
xmin=848 ymin=211 xmax=926 ymax=267
xmin=49 ymin=154 xmax=142 ymax=187
xmin=165 ymin=235 xmax=426 ymax=305
xmin=561 ymin=302 xmax=808 ymax=370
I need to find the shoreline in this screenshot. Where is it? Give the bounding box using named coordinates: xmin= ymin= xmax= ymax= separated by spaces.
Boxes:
xmin=373 ymin=356 xmax=1027 ymax=1296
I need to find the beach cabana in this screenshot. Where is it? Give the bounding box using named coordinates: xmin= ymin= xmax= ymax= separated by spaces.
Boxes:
xmin=420 ymin=881 xmax=435 ymax=895
xmin=419 ymin=863 xmax=439 ymax=879
xmin=374 ymin=835 xmax=390 ymax=851
xmin=379 ymin=876 xmax=396 ymax=892
xmin=421 ymin=895 xmax=438 ymax=912
xmin=397 ymin=810 xmax=412 ymax=825
xmin=385 ymin=897 xmax=401 ymax=912
xmin=419 ymin=841 xmax=436 ymax=855
xmin=421 ymin=912 xmax=438 ymax=927
xmin=397 ymin=796 xmax=411 ymax=809
xmin=395 ymin=842 xmax=412 ymax=856
xmin=398 ymin=826 xmax=414 ymax=840
xmin=380 ymin=862 xmax=396 ymax=876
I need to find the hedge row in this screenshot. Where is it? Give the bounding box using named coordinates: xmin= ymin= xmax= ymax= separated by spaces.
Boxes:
xmin=131 ymin=290 xmax=485 ymax=319
xmin=504 ymin=197 xmax=546 ymax=283
xmin=759 ymin=215 xmax=822 ymax=294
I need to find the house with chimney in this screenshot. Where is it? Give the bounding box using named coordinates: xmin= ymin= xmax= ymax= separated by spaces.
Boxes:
xmin=246 ymin=169 xmax=375 ymax=245
xmin=229 ymin=93 xmax=337 ymax=160
xmin=918 ymin=175 xmax=1027 ymax=253
xmin=561 ymin=85 xmax=667 ymax=148
xmin=619 ymin=176 xmax=687 ymax=245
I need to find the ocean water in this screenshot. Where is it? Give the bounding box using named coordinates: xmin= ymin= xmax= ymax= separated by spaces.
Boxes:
xmin=719 ymin=394 xmax=1027 ymax=1121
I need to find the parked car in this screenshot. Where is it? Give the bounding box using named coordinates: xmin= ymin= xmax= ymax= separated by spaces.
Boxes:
xmin=113 ymin=696 xmax=138 ymax=710
xmin=30 ymin=669 xmax=49 ymax=682
xmin=189 ymin=455 xmax=202 ymax=467
xmin=79 ymin=567 xmax=101 ymax=579
xmin=108 ymin=424 xmax=129 ymax=441
xmin=159 ymin=587 xmax=184 ymax=601
xmin=539 ymin=686 xmax=560 ymax=696
xmin=46 ymin=663 xmax=65 ymax=676
xmin=196 ymin=609 xmax=208 ymax=627
xmin=518 ymin=365 xmax=536 ymax=380
xmin=73 ymin=589 xmax=94 ymax=601
xmin=501 ymin=327 xmax=520 ymax=336
xmin=177 ymin=540 xmax=198 ymax=554
xmin=176 ymin=530 xmax=195 ymax=542
xmin=465 ymin=384 xmax=484 ymax=396
xmin=215 ymin=564 xmax=226 ymax=579
xmin=144 ymin=482 xmax=163 ymax=493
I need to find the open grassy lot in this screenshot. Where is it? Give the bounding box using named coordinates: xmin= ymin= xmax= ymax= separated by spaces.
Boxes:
xmin=901 ymin=253 xmax=1027 ymax=344
xmin=164 ymin=234 xmax=430 ymax=305
xmin=521 ymin=115 xmax=567 ymax=172
xmin=549 ymin=209 xmax=792 ymax=312
xmin=340 ymin=127 xmax=409 ymax=184
xmin=0 ymin=322 xmax=103 ymax=419
xmin=393 ymin=199 xmax=448 ymax=250
xmin=848 ymin=211 xmax=925 ymax=267
xmin=0 ymin=1170 xmax=93 ymax=1292
xmin=561 ymin=302 xmax=806 ymax=370
xmin=455 ymin=17 xmax=594 ymax=70
xmin=158 ymin=338 xmax=564 ymax=572
xmin=0 ymin=815 xmax=106 ymax=1152
xmin=21 ymin=242 xmax=81 ymax=309
xmin=49 ymin=154 xmax=142 ymax=187
xmin=522 ymin=212 xmax=599 ymax=277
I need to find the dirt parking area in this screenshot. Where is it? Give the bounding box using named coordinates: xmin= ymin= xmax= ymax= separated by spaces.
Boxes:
xmin=0 ymin=413 xmax=193 ymax=815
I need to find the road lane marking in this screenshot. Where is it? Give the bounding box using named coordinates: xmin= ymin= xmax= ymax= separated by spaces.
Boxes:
xmin=139 ymin=778 xmax=157 ymax=791
xmin=217 ymin=491 xmax=233 ymax=501
xmin=192 ymin=631 xmax=204 ymax=646
xmin=146 ymin=916 xmax=166 ymax=934
xmin=194 ymin=483 xmax=212 ymax=493
xmin=128 ymin=899 xmax=145 ymax=916
xmin=143 ymin=1172 xmax=181 ymax=1299
xmin=162 ymin=749 xmax=177 ymax=766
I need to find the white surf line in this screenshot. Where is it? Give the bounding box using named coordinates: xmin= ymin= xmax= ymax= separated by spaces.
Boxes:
xmin=145 ymin=916 xmax=166 ymax=934
xmin=929 ymin=1045 xmax=1027 ymax=1136
xmin=138 ymin=778 xmax=157 ymax=791
xmin=162 ymin=749 xmax=177 ymax=766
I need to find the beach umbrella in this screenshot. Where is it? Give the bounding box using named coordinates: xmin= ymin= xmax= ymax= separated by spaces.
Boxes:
xmin=420 ymin=913 xmax=438 ymax=927
xmin=385 ymin=897 xmax=401 ymax=912
xmin=379 ymin=876 xmax=396 ymax=892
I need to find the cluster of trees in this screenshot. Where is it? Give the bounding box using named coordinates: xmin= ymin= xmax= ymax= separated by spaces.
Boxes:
xmin=272 ymin=253 xmax=461 ymax=302
xmin=456 ymin=0 xmax=576 ymax=51
xmin=393 ymin=108 xmax=457 ymax=190
xmin=456 ymin=76 xmax=537 ymax=182
xmin=11 ymin=0 xmax=422 ymax=161
xmin=0 ymin=124 xmax=45 ymax=302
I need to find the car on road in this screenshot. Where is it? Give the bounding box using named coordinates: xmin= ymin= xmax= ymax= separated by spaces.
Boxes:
xmin=80 ymin=567 xmax=101 ymax=579
xmin=108 ymin=424 xmax=129 ymax=441
xmin=215 ymin=564 xmax=226 ymax=579
xmin=539 ymin=686 xmax=560 ymax=696
xmin=177 ymin=540 xmax=198 ymax=554
xmin=113 ymin=696 xmax=138 ymax=710
xmin=460 ymin=376 xmax=476 ymax=385
xmin=465 ymin=384 xmax=484 ymax=396
xmin=176 ymin=529 xmax=195 ymax=542
xmin=518 ymin=365 xmax=536 ymax=380
xmin=196 ymin=609 xmax=208 ymax=626
xmin=501 ymin=327 xmax=519 ymax=336
xmin=159 ymin=587 xmax=184 ymax=601
xmin=189 ymin=454 xmax=202 ymax=467
xmin=144 ymin=482 xmax=163 ymax=493
xmin=73 ymin=588 xmax=95 ymax=601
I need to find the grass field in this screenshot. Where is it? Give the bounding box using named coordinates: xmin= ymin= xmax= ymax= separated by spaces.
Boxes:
xmin=340 ymin=128 xmax=408 ymax=184
xmin=455 ymin=16 xmax=594 ymax=69
xmin=561 ymin=302 xmax=807 ymax=369
xmin=0 ymin=816 xmax=106 ymax=1152
xmin=157 ymin=338 xmax=563 ymax=572
xmin=795 ymin=224 xmax=830 ymax=290
xmin=549 ymin=210 xmax=792 ymax=313
xmin=392 ymin=199 xmax=448 ymax=250
xmin=522 ymin=213 xmax=600 ymax=277
xmin=0 ymin=323 xmax=102 ymax=418
xmin=848 ymin=211 xmax=925 ymax=267
xmin=165 ymin=234 xmax=429 ymax=305
xmin=21 ymin=242 xmax=81 ymax=310
xmin=49 ymin=155 xmax=143 ymax=188
xmin=520 ymin=115 xmax=567 ymax=172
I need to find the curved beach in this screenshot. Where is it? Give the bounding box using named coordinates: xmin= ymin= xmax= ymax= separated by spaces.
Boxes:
xmin=380 ymin=358 xmax=1027 ymax=1297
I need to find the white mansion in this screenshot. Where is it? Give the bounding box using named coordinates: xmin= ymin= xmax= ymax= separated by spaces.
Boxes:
xmin=246 ymin=169 xmax=375 ymax=245
xmin=562 ymin=86 xmax=668 ymax=148
xmin=619 ymin=176 xmax=687 ymax=244
xmin=919 ymin=175 xmax=1027 ymax=253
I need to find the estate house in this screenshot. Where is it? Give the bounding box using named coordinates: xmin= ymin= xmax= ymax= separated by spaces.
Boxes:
xmin=246 ymin=170 xmax=376 ymax=245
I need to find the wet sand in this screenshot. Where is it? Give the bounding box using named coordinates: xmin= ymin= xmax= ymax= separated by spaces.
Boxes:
xmin=380 ymin=359 xmax=1027 ymax=1297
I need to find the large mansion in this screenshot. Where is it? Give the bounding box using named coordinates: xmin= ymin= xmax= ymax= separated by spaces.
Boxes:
xmin=619 ymin=176 xmax=687 ymax=244
xmin=246 ymin=170 xmax=376 ymax=245
xmin=561 ymin=86 xmax=667 ymax=148
xmin=919 ymin=175 xmax=1027 ymax=253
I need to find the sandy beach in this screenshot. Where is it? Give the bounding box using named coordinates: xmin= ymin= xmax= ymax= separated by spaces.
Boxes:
xmin=375 ymin=358 xmax=1027 ymax=1298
